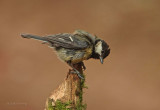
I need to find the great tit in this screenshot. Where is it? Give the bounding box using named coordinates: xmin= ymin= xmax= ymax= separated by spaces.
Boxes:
xmin=21 ymin=30 xmax=110 ymax=79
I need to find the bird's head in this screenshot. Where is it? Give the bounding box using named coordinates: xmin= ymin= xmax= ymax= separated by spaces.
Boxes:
xmin=94 ymin=39 xmax=110 ymax=64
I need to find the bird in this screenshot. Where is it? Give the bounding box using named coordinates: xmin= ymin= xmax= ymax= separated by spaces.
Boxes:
xmin=21 ymin=30 xmax=110 ymax=79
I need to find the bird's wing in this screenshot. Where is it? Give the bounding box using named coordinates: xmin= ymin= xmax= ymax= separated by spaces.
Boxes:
xmin=73 ymin=30 xmax=96 ymax=44
xmin=44 ymin=33 xmax=89 ymax=49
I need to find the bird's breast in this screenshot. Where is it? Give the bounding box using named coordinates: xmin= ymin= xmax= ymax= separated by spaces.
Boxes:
xmin=55 ymin=47 xmax=93 ymax=64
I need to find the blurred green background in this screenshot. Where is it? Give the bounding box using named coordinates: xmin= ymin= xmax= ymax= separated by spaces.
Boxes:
xmin=0 ymin=0 xmax=160 ymax=110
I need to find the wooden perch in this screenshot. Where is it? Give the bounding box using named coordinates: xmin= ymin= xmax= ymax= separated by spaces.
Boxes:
xmin=45 ymin=63 xmax=87 ymax=110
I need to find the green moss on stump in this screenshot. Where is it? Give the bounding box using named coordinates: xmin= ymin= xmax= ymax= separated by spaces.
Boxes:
xmin=47 ymin=78 xmax=87 ymax=110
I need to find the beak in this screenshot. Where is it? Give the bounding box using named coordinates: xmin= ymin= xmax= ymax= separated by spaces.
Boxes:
xmin=100 ymin=56 xmax=103 ymax=64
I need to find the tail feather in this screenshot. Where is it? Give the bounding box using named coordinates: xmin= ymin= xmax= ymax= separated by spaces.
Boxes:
xmin=21 ymin=34 xmax=47 ymax=41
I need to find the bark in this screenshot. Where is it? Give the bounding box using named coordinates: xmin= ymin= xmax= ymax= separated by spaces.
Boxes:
xmin=45 ymin=63 xmax=86 ymax=110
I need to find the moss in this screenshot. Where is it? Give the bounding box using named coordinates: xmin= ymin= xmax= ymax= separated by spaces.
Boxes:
xmin=47 ymin=99 xmax=72 ymax=110
xmin=53 ymin=100 xmax=72 ymax=110
xmin=81 ymin=77 xmax=88 ymax=88
xmin=48 ymin=99 xmax=86 ymax=110
xmin=75 ymin=99 xmax=87 ymax=110
xmin=47 ymin=98 xmax=54 ymax=110
xmin=47 ymin=74 xmax=87 ymax=110
xmin=75 ymin=74 xmax=87 ymax=110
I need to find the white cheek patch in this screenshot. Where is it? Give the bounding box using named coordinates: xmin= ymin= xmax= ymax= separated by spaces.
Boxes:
xmin=95 ymin=41 xmax=102 ymax=55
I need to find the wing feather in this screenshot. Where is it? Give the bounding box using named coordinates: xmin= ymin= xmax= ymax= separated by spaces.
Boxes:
xmin=43 ymin=33 xmax=89 ymax=49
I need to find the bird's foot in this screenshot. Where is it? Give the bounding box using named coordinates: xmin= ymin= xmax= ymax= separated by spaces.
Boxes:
xmin=70 ymin=69 xmax=84 ymax=79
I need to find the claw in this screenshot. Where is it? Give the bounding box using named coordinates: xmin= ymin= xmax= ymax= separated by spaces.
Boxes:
xmin=75 ymin=70 xmax=84 ymax=79
xmin=70 ymin=69 xmax=84 ymax=79
xmin=67 ymin=61 xmax=84 ymax=79
xmin=77 ymin=73 xmax=84 ymax=79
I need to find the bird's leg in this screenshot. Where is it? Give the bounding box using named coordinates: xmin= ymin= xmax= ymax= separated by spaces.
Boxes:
xmin=67 ymin=61 xmax=84 ymax=79
xmin=80 ymin=62 xmax=86 ymax=70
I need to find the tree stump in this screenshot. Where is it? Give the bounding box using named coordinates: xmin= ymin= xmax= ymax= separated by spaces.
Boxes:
xmin=45 ymin=63 xmax=87 ymax=110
